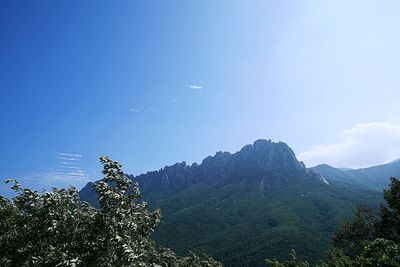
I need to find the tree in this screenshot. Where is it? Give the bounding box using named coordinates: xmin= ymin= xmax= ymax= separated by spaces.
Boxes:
xmin=332 ymin=204 xmax=377 ymax=257
xmin=357 ymin=238 xmax=400 ymax=267
xmin=320 ymin=177 xmax=400 ymax=267
xmin=319 ymin=239 xmax=400 ymax=267
xmin=0 ymin=156 xmax=221 ymax=267
xmin=317 ymin=248 xmax=354 ymax=267
xmin=0 ymin=180 xmax=97 ymax=266
xmin=265 ymin=249 xmax=309 ymax=267
xmin=280 ymin=177 xmax=400 ymax=267
xmin=378 ymin=177 xmax=400 ymax=243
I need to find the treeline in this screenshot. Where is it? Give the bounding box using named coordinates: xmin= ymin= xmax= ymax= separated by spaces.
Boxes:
xmin=0 ymin=157 xmax=221 ymax=267
xmin=266 ymin=177 xmax=400 ymax=266
xmin=1 ymin=157 xmax=400 ymax=266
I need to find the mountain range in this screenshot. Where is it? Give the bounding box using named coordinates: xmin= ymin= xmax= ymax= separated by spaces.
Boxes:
xmin=312 ymin=160 xmax=400 ymax=191
xmin=80 ymin=139 xmax=398 ymax=266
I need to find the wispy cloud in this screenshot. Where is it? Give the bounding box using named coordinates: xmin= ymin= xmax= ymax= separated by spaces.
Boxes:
xmin=57 ymin=157 xmax=80 ymax=161
xmin=171 ymin=99 xmax=179 ymax=103
xmin=61 ymin=172 xmax=88 ymax=177
xmin=129 ymin=108 xmax=140 ymax=112
xmin=21 ymin=171 xmax=91 ymax=183
xmin=298 ymin=122 xmax=400 ymax=168
xmin=186 ymin=84 xmax=203 ymax=90
xmin=23 ymin=152 xmax=91 ymax=184
xmin=55 ymin=152 xmax=88 ymax=180
xmin=59 ymin=153 xmax=82 ymax=157
xmin=58 ymin=161 xmax=73 ymax=165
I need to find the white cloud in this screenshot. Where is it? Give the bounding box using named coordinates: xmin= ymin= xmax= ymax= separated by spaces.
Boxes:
xmin=129 ymin=108 xmax=140 ymax=112
xmin=171 ymin=99 xmax=179 ymax=103
xmin=3 ymin=152 xmax=92 ymax=195
xmin=52 ymin=152 xmax=89 ymax=181
xmin=58 ymin=153 xmax=82 ymax=161
xmin=186 ymin=84 xmax=203 ymax=90
xmin=298 ymin=122 xmax=400 ymax=168
xmin=57 ymin=157 xmax=80 ymax=161
xmin=59 ymin=161 xmax=73 ymax=165
xmin=61 ymin=172 xmax=88 ymax=177
xmin=21 ymin=171 xmax=90 ymax=183
xmin=59 ymin=153 xmax=82 ymax=157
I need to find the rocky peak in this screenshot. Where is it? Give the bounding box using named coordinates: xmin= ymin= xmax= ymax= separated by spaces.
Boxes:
xmin=81 ymin=140 xmax=328 ymax=197
xmin=233 ymin=139 xmax=306 ymax=176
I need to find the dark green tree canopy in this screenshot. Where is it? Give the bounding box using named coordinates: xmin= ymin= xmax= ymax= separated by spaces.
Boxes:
xmin=267 ymin=177 xmax=400 ymax=267
xmin=332 ymin=204 xmax=377 ymax=257
xmin=357 ymin=238 xmax=400 ymax=267
xmin=379 ymin=177 xmax=400 ymax=242
xmin=0 ymin=156 xmax=221 ymax=267
xmin=265 ymin=249 xmax=309 ymax=267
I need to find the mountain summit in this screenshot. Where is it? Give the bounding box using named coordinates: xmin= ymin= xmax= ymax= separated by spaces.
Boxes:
xmin=79 ymin=140 xmax=379 ymax=266
xmin=123 ymin=140 xmax=329 ymax=195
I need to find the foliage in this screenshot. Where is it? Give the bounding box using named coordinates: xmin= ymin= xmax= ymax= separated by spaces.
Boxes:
xmin=268 ymin=177 xmax=400 ymax=267
xmin=321 ymin=177 xmax=400 ymax=267
xmin=378 ymin=177 xmax=400 ymax=243
xmin=332 ymin=204 xmax=377 ymax=257
xmin=265 ymin=249 xmax=309 ymax=267
xmin=2 ymin=151 xmax=397 ymax=266
xmin=318 ymin=239 xmax=400 ymax=267
xmin=0 ymin=156 xmax=221 ymax=267
xmin=317 ymin=249 xmax=354 ymax=267
xmin=79 ymin=141 xmax=384 ymax=266
xmin=0 ymin=180 xmax=97 ymax=266
xmin=145 ymin=181 xmax=380 ymax=266
xmin=357 ymin=238 xmax=400 ymax=267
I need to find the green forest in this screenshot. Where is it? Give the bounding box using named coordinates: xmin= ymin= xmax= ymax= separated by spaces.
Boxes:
xmin=3 ymin=1 xmax=400 ymax=266
xmin=1 ymin=157 xmax=400 ymax=266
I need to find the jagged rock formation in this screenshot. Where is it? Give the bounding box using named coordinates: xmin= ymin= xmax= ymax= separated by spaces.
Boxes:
xmin=125 ymin=140 xmax=329 ymax=195
xmin=79 ymin=139 xmax=380 ymax=266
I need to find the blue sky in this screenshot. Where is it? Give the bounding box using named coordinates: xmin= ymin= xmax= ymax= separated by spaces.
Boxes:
xmin=1 ymin=0 xmax=400 ymax=195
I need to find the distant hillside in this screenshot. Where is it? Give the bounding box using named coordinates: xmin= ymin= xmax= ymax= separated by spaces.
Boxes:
xmin=312 ymin=160 xmax=400 ymax=191
xmin=80 ymin=140 xmax=382 ymax=266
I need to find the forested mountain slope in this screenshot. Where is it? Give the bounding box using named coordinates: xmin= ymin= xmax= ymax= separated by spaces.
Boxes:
xmin=80 ymin=140 xmax=382 ymax=266
xmin=313 ymin=160 xmax=400 ymax=191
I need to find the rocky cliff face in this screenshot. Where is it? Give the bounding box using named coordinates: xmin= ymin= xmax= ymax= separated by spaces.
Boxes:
xmin=80 ymin=139 xmax=329 ymax=202
xmin=123 ymin=139 xmax=328 ymax=195
xmin=79 ymin=140 xmax=382 ymax=266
